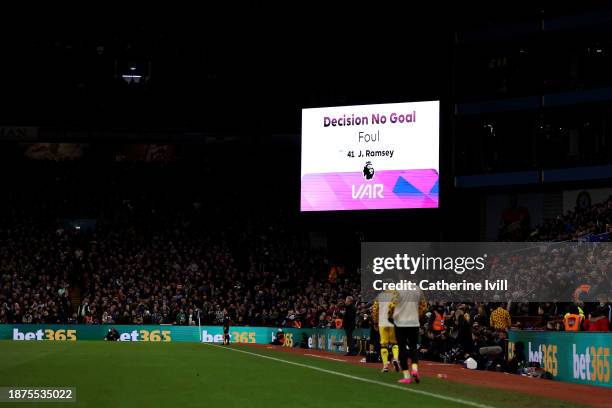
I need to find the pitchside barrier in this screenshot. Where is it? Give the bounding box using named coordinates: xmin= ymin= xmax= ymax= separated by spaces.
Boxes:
xmin=508 ymin=330 xmax=611 ymax=388
xmin=1 ymin=324 xmax=369 ymax=354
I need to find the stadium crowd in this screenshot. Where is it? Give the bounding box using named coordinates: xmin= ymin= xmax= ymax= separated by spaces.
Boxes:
xmin=529 ymin=196 xmax=612 ymax=241
xmin=0 ymin=214 xmax=370 ymax=328
xmin=0 ymin=158 xmax=610 ymax=374
xmin=0 ymin=159 xmax=368 ymax=329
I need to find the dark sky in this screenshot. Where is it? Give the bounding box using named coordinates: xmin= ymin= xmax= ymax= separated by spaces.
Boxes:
xmin=0 ymin=9 xmax=453 ymax=133
xmin=0 ymin=4 xmax=605 ymax=134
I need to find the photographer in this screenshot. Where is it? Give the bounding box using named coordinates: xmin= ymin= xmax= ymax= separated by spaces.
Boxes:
xmin=105 ymin=327 xmax=120 ymax=341
xmin=472 ymin=325 xmax=506 ymax=371
xmin=271 ymin=329 xmax=285 ymax=346
xmin=419 ymin=329 xmax=446 ymax=361
xmin=298 ymin=332 xmax=310 ymax=349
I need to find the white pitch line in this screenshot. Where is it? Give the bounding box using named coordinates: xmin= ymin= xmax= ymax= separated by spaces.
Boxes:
xmin=205 ymin=344 xmax=497 ymax=408
xmin=304 ymin=353 xmax=347 ymax=362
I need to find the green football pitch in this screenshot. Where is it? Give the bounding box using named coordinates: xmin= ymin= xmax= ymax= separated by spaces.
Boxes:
xmin=0 ymin=341 xmax=587 ymax=408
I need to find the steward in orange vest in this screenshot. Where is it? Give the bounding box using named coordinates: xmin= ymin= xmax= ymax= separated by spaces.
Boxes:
xmin=432 ymin=310 xmax=444 ymax=331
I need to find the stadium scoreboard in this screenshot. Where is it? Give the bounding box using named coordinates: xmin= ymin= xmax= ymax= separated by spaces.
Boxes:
xmin=301 ymin=101 xmax=439 ymax=211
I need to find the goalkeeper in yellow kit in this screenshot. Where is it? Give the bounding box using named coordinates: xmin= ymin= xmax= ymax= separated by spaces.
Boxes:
xmin=372 ymin=291 xmax=400 ymax=372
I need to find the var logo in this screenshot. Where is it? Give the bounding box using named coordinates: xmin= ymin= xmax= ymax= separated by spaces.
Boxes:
xmin=351 ymin=184 xmax=383 ymax=199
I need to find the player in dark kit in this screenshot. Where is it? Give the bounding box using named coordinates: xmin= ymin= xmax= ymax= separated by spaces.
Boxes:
xmin=223 ymin=315 xmax=231 ymax=345
xmin=388 ymin=289 xmax=426 ymax=384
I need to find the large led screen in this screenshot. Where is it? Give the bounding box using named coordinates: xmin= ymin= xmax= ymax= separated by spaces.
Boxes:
xmin=301 ymin=101 xmax=439 ymax=211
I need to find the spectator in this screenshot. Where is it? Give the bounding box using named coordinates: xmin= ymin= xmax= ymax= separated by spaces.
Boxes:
xmin=583 ymin=307 xmax=609 ymax=331
xmin=490 ymin=303 xmax=511 ymax=331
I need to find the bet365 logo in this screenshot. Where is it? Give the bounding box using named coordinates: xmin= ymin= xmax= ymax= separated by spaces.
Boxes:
xmin=13 ymin=328 xmax=76 ymax=341
xmin=573 ymin=344 xmax=610 ymax=384
xmin=527 ymin=342 xmax=558 ymax=376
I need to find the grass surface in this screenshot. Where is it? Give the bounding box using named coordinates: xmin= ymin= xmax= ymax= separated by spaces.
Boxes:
xmin=0 ymin=341 xmax=588 ymax=408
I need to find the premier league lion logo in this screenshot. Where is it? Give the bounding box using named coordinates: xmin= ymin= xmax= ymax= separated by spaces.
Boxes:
xmin=363 ymin=161 xmax=374 ymax=180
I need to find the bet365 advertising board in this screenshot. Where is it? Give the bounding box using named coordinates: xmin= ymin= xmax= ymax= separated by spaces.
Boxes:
xmin=1 ymin=325 xmax=369 ymax=354
xmin=508 ymin=330 xmax=611 ymax=388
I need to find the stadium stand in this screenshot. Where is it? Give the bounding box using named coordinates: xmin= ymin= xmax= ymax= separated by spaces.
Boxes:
xmin=1 ymin=157 xmax=609 ymax=376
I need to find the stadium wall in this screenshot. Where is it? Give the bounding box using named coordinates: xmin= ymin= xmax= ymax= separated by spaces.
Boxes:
xmin=508 ymin=330 xmax=612 ymax=388
xmin=1 ymin=324 xmax=369 ymax=354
